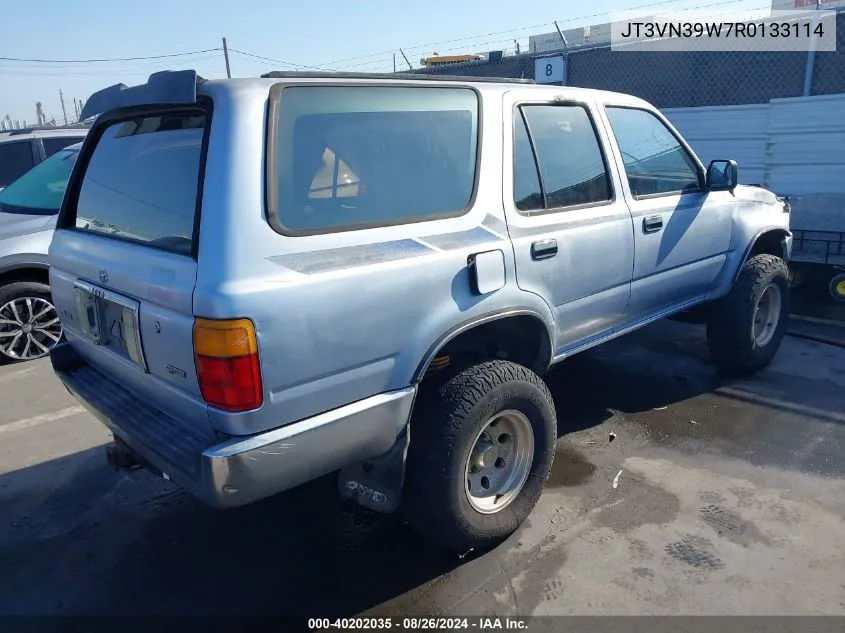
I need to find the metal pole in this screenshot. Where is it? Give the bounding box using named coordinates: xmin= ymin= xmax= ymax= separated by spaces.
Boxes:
xmin=399 ymin=48 xmax=412 ymax=70
xmin=393 ymin=53 xmax=396 ymax=73
xmin=802 ymin=0 xmax=821 ymax=97
xmin=222 ymin=37 xmax=232 ymax=78
xmin=554 ymin=21 xmax=570 ymax=86
xmin=59 ymin=89 xmax=67 ymax=125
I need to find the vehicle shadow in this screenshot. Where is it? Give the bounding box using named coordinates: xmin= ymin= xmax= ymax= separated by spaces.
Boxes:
xmin=0 ymin=446 xmax=461 ymax=616
xmin=655 ymin=196 xmax=705 ymax=267
xmin=546 ymin=320 xmax=726 ymax=438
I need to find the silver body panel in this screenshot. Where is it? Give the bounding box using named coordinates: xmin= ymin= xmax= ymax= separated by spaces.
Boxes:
xmin=49 ymin=77 xmax=791 ymax=508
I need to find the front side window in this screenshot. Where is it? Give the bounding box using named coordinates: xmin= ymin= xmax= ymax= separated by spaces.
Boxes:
xmin=605 ymin=107 xmax=701 ymax=198
xmin=271 ymin=86 xmax=479 ymax=233
xmin=513 ymin=104 xmax=612 ymax=214
xmin=73 ymin=113 xmax=206 ymax=255
xmin=0 ymin=148 xmax=78 ymax=214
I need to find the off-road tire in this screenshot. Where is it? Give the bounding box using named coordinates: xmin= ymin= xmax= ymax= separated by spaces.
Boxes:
xmin=403 ymin=359 xmax=557 ymax=554
xmin=706 ymin=254 xmax=790 ymax=375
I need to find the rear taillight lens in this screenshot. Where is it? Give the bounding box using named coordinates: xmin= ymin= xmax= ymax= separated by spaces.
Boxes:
xmin=193 ymin=318 xmax=263 ymax=412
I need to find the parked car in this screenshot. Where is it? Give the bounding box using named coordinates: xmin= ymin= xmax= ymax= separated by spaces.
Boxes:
xmin=49 ymin=71 xmax=791 ymax=554
xmin=0 ymin=143 xmax=80 ymax=362
xmin=0 ymin=127 xmax=87 ymax=192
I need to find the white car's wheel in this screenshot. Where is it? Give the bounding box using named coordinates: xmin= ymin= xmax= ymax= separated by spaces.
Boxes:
xmin=0 ymin=282 xmax=63 ymax=363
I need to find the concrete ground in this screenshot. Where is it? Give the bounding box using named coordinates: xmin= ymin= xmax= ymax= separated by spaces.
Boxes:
xmin=1 ymin=320 xmax=844 ymax=617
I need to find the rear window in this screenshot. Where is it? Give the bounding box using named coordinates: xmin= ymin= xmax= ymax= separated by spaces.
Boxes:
xmin=73 ymin=113 xmax=205 ymax=255
xmin=269 ymin=85 xmax=479 ymax=234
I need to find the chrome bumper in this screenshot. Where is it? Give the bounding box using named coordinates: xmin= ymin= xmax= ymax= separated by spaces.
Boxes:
xmin=50 ymin=343 xmax=416 ymax=508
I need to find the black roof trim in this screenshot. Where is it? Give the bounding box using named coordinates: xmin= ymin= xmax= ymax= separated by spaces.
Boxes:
xmin=260 ymin=70 xmax=534 ymax=84
xmin=80 ymin=70 xmax=206 ymax=120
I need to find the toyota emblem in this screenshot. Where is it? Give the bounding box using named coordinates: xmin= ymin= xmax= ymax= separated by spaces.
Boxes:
xmin=98 ymin=269 xmax=109 ymax=284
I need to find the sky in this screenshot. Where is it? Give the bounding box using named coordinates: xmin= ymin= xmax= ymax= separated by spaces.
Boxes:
xmin=1 ymin=0 xmax=768 ymax=124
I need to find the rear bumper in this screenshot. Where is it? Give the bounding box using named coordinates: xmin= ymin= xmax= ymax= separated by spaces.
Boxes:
xmin=50 ymin=343 xmax=416 ymax=508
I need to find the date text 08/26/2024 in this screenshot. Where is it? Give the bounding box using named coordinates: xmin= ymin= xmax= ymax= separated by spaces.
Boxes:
xmin=307 ymin=617 xmax=529 ymax=630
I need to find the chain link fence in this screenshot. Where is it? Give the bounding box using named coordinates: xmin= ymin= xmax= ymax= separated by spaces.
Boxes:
xmin=402 ymin=11 xmax=845 ymax=109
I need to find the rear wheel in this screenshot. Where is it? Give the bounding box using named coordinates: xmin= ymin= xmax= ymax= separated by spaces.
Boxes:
xmin=0 ymin=282 xmax=63 ymax=363
xmin=706 ymin=254 xmax=790 ymax=375
xmin=403 ymin=359 xmax=557 ymax=554
xmin=829 ymin=273 xmax=845 ymax=303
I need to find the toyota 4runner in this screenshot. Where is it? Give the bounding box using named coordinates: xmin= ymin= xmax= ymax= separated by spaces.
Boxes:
xmin=49 ymin=70 xmax=792 ymax=553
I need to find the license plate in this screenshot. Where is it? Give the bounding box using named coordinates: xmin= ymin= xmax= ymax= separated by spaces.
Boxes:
xmin=73 ymin=281 xmax=147 ymax=371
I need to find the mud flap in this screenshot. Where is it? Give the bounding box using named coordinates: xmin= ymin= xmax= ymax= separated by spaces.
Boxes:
xmin=337 ymin=423 xmax=410 ymax=514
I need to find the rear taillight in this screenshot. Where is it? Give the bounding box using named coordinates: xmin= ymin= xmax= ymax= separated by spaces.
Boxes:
xmin=193 ymin=318 xmax=263 ymax=412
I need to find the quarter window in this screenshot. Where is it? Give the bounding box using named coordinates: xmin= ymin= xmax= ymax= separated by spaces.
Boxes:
xmin=512 ymin=105 xmax=612 ymax=213
xmin=605 ymin=107 xmax=701 ymax=198
xmin=271 ymin=86 xmax=479 ymax=234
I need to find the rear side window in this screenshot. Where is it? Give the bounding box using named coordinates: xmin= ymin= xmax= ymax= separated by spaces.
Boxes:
xmin=0 ymin=141 xmax=36 ymax=188
xmin=73 ymin=113 xmax=205 ymax=255
xmin=43 ymin=136 xmax=84 ymax=158
xmin=513 ymin=112 xmax=543 ymax=213
xmin=516 ymin=105 xmax=612 ymax=213
xmin=270 ymin=85 xmax=479 ymax=234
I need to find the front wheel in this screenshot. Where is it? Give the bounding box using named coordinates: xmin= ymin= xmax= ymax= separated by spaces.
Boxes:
xmin=402 ymin=359 xmax=557 ymax=554
xmin=706 ymin=254 xmax=790 ymax=375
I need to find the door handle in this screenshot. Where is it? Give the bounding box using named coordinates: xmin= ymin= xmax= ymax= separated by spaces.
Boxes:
xmin=531 ymin=238 xmax=558 ymax=260
xmin=643 ymin=215 xmax=663 ymax=233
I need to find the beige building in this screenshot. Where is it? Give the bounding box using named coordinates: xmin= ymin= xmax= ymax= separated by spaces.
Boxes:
xmin=771 ymin=0 xmax=845 ymax=9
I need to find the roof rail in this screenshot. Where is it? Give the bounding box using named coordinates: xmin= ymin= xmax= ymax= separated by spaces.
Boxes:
xmin=260 ymin=70 xmax=535 ymax=84
xmin=7 ymin=124 xmax=90 ymax=136
xmin=80 ymin=70 xmax=206 ymax=121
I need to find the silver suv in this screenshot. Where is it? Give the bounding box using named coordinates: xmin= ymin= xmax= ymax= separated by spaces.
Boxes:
xmin=49 ymin=71 xmax=791 ymax=553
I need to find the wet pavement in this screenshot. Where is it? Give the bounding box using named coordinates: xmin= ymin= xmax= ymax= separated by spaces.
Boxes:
xmin=1 ymin=319 xmax=844 ymax=617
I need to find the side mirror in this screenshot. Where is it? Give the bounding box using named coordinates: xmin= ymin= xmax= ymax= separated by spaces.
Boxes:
xmin=707 ymin=159 xmax=738 ymax=192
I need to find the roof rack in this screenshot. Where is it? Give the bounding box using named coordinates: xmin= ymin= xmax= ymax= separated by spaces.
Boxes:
xmin=260 ymin=70 xmax=535 ymax=84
